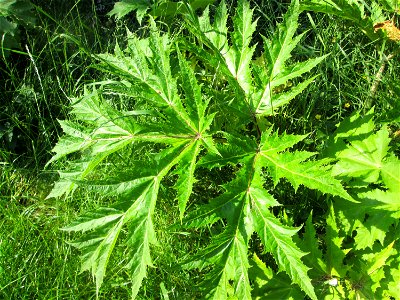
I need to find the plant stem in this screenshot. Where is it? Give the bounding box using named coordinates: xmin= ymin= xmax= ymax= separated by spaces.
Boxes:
xmin=366 ymin=52 xmax=395 ymax=110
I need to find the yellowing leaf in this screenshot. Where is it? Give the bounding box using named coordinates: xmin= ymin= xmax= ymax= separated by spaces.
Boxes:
xmin=374 ymin=20 xmax=400 ymax=41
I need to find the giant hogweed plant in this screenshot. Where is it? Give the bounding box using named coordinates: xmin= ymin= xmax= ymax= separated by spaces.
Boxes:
xmin=47 ymin=0 xmax=363 ymax=298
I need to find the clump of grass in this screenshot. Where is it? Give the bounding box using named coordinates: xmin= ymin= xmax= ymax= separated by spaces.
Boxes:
xmin=0 ymin=1 xmax=123 ymax=298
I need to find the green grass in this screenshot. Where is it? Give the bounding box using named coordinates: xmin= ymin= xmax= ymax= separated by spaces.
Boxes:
xmin=1 ymin=0 xmax=399 ymax=299
xmin=0 ymin=1 xmax=121 ymax=298
xmin=0 ymin=166 xmax=93 ymax=299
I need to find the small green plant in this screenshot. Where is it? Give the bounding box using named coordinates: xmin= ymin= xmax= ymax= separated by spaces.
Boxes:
xmin=47 ymin=0 xmax=399 ymax=298
xmin=0 ymin=0 xmax=35 ymax=57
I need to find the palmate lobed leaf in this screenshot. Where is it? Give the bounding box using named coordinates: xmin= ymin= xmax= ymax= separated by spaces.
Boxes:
xmin=336 ymin=187 xmax=400 ymax=250
xmin=332 ymin=127 xmax=391 ymax=183
xmin=183 ymin=128 xmax=353 ymax=299
xmin=259 ymin=130 xmax=354 ymax=202
xmin=47 ymin=22 xmax=216 ymax=298
xmin=184 ymin=0 xmax=324 ymax=124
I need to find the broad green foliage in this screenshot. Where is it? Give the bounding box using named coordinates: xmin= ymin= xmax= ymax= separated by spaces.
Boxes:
xmin=300 ymin=0 xmax=400 ymax=42
xmin=329 ymin=109 xmax=400 ymax=251
xmin=49 ymin=0 xmax=400 ymax=299
xmin=108 ymin=0 xmax=215 ymax=24
xmin=0 ymin=0 xmax=35 ymax=57
xmin=249 ymin=111 xmax=400 ymax=299
xmin=298 ymin=111 xmax=399 ymax=299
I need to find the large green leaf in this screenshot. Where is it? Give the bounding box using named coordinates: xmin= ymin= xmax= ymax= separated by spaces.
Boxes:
xmin=328 ymin=111 xmax=400 ymax=250
xmin=48 ymin=26 xmax=215 ymax=296
xmin=332 ymin=128 xmax=391 ymax=183
xmin=309 ymin=110 xmax=400 ymax=298
xmin=184 ymin=0 xmax=324 ymax=124
xmin=182 ymin=126 xmax=353 ymax=299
